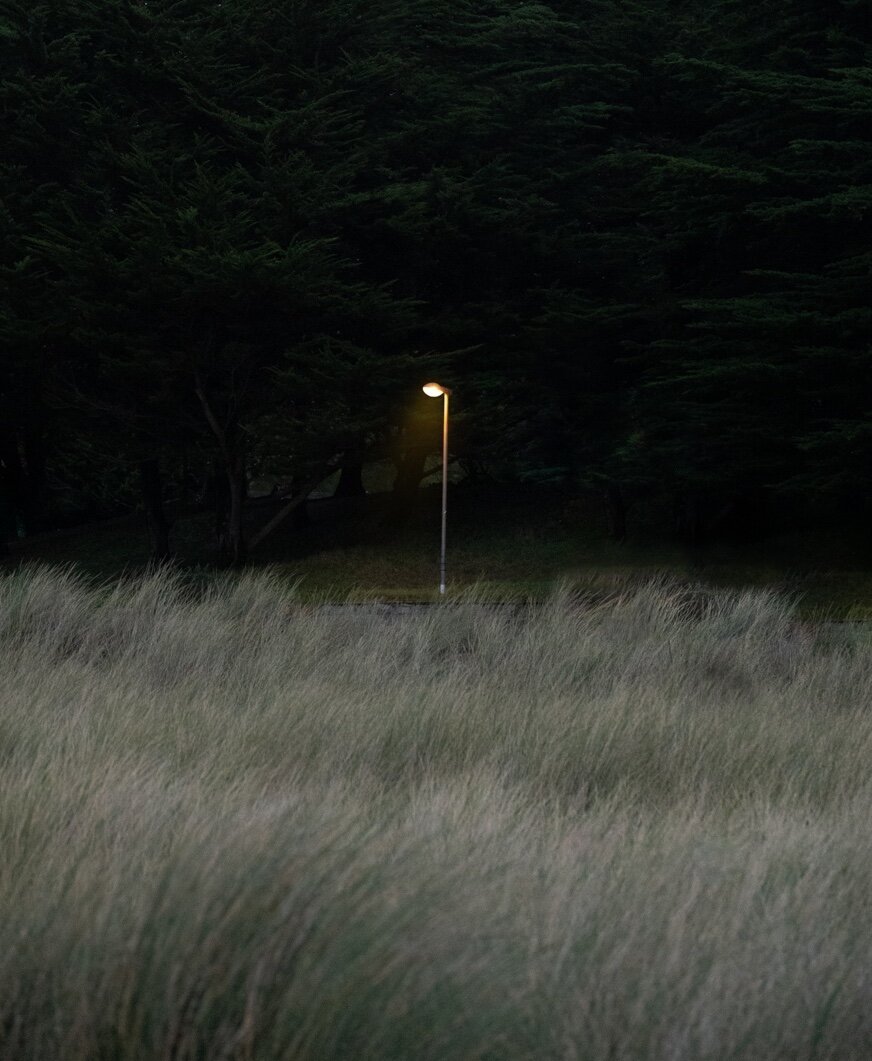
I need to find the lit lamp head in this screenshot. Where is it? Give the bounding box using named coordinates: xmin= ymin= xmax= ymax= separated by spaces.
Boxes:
xmin=422 ymin=382 xmax=450 ymax=397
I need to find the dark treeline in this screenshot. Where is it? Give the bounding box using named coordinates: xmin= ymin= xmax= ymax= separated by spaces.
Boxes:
xmin=1 ymin=0 xmax=870 ymax=563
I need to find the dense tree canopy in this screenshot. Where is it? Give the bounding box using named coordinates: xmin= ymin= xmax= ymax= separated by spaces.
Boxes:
xmin=1 ymin=0 xmax=869 ymax=560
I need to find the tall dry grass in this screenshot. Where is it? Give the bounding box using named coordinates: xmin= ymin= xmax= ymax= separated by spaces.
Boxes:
xmin=0 ymin=565 xmax=870 ymax=1059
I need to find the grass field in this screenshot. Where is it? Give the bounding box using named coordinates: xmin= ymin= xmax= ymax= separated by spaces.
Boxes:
xmin=6 ymin=484 xmax=872 ymax=617
xmin=1 ymin=565 xmax=871 ymax=1059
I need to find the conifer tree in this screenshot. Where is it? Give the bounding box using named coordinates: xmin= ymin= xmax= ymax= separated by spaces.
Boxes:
xmin=1 ymin=0 xmax=423 ymax=562
xmin=619 ymin=0 xmax=872 ymax=539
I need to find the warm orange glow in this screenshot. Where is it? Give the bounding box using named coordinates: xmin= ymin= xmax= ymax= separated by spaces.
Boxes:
xmin=422 ymin=382 xmax=447 ymax=397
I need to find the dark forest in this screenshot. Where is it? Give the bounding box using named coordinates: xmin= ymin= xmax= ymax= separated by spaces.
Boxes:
xmin=2 ymin=0 xmax=870 ymax=566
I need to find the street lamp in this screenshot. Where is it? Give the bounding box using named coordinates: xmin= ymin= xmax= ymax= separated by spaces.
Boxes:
xmin=422 ymin=382 xmax=451 ymax=595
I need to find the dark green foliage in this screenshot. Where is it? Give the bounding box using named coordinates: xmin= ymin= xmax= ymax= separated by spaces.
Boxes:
xmin=1 ymin=0 xmax=869 ymax=561
xmin=608 ymin=0 xmax=872 ymax=541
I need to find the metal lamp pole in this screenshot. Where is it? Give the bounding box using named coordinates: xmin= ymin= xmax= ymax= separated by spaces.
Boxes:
xmin=422 ymin=383 xmax=452 ymax=595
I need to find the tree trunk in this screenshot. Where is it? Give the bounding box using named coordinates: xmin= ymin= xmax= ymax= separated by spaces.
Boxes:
xmin=604 ymin=480 xmax=627 ymax=542
xmin=203 ymin=459 xmax=225 ymax=524
xmin=0 ymin=489 xmax=13 ymax=556
xmin=387 ymin=448 xmax=427 ymax=525
xmin=674 ymin=492 xmax=704 ymax=547
xmin=292 ymin=477 xmax=311 ymax=529
xmin=0 ymin=400 xmax=47 ymax=537
xmin=20 ymin=417 xmax=47 ymax=535
xmin=0 ymin=426 xmax=22 ymax=553
xmin=194 ymin=374 xmax=248 ymax=567
xmin=216 ymin=454 xmax=246 ymax=567
xmin=334 ymin=462 xmax=366 ymax=498
xmin=139 ymin=456 xmax=172 ymax=562
xmin=707 ymin=496 xmax=738 ymax=539
xmin=248 ymin=468 xmax=331 ymax=552
xmin=0 ymin=427 xmax=24 ymax=527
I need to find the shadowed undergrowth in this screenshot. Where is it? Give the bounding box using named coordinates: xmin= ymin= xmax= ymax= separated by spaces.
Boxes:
xmin=1 ymin=566 xmax=870 ymax=1059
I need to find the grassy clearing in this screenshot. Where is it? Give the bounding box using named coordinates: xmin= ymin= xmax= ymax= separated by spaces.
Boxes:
xmin=7 ymin=486 xmax=872 ymax=616
xmin=1 ymin=566 xmax=871 ymax=1059
xmin=8 ymin=490 xmax=872 ymax=619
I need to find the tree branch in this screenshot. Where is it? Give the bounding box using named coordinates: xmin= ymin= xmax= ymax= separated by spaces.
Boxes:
xmin=193 ymin=371 xmax=231 ymax=465
xmin=248 ymin=466 xmax=336 ymax=551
